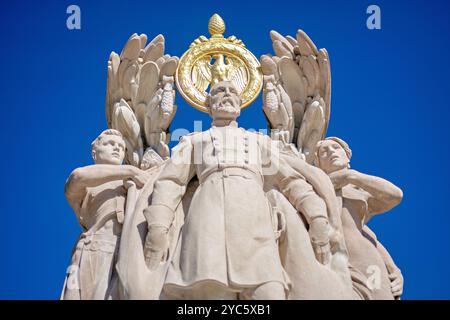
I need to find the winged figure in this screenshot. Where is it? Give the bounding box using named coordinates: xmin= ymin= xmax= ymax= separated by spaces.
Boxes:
xmin=192 ymin=54 xmax=247 ymax=94
xmin=106 ymin=33 xmax=178 ymax=168
xmin=261 ymin=29 xmax=331 ymax=164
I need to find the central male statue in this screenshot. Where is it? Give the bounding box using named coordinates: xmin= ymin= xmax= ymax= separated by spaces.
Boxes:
xmin=143 ymin=81 xmax=343 ymax=299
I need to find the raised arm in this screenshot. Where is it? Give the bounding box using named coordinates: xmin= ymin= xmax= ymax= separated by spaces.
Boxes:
xmin=345 ymin=170 xmax=403 ymax=217
xmin=64 ymin=164 xmax=146 ymax=212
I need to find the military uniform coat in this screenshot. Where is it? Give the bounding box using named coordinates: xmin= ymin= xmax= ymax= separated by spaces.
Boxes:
xmin=150 ymin=122 xmax=292 ymax=290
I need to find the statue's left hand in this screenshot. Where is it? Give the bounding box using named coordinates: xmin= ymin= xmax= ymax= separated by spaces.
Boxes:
xmin=144 ymin=225 xmax=169 ymax=271
xmin=389 ymin=268 xmax=404 ymax=298
xmin=328 ymin=169 xmax=354 ymax=190
xmin=125 ymin=166 xmax=151 ymax=188
xmin=309 ymin=217 xmax=331 ymax=265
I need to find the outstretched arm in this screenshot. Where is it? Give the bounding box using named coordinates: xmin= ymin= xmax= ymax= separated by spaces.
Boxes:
xmin=64 ymin=164 xmax=147 ymax=212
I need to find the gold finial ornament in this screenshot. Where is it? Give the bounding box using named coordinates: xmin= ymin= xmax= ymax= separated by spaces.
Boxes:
xmin=208 ymin=14 xmax=225 ymax=37
xmin=175 ymin=14 xmax=263 ymax=112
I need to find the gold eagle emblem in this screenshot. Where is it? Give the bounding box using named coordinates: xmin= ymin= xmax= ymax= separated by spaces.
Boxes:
xmin=175 ymin=14 xmax=262 ymax=112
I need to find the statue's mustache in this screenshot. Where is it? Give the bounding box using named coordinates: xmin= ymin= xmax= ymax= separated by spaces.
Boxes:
xmin=220 ymin=96 xmax=237 ymax=105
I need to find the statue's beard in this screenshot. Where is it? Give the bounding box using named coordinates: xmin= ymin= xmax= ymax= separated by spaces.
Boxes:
xmin=211 ymin=101 xmax=240 ymax=118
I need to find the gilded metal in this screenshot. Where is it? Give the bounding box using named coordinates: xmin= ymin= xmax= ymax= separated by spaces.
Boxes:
xmin=175 ymin=14 xmax=263 ymax=112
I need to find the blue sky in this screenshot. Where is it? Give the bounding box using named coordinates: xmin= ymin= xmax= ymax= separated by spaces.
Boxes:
xmin=0 ymin=0 xmax=449 ymax=299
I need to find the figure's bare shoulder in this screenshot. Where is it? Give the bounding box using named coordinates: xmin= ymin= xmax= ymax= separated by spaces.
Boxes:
xmin=64 ymin=169 xmax=87 ymax=216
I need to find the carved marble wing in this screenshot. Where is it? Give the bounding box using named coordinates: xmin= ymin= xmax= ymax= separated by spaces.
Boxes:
xmin=111 ymin=99 xmax=144 ymax=167
xmin=106 ymin=33 xmax=179 ymax=168
xmin=260 ymin=55 xmax=294 ymax=144
xmin=261 ymin=30 xmax=331 ymax=163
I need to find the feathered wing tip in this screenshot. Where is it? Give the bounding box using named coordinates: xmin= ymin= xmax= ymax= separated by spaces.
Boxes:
xmin=105 ymin=33 xmax=179 ymax=166
xmin=297 ymin=97 xmax=326 ymax=164
xmin=120 ymin=34 xmax=142 ymax=61
xmin=318 ymin=48 xmax=331 ymax=135
xmin=261 ymin=29 xmax=331 ymax=162
xmin=270 ymin=30 xmax=294 ymax=58
xmin=260 ymin=54 xmax=278 ymax=78
xmin=106 ymin=51 xmax=121 ymax=128
xmin=111 ymin=99 xmax=143 ymax=167
xmin=260 ymin=54 xmax=294 ymax=144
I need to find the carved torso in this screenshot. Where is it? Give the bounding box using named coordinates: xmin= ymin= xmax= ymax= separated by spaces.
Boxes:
xmin=340 ymin=185 xmax=394 ymax=300
xmin=79 ymin=180 xmax=126 ymax=236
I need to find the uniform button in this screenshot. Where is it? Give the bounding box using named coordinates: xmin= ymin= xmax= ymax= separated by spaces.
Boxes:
xmin=244 ymin=149 xmax=249 ymax=153
xmin=244 ymin=159 xmax=249 ymax=164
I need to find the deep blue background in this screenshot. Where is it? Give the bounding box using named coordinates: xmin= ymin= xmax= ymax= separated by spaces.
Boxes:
xmin=0 ymin=0 xmax=449 ymax=299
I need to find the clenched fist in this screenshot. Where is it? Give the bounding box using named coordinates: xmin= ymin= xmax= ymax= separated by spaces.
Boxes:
xmin=143 ymin=225 xmax=169 ymax=270
xmin=309 ymin=217 xmax=331 ymax=265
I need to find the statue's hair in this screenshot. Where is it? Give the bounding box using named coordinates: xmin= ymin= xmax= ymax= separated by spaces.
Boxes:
xmin=314 ymin=137 xmax=352 ymax=167
xmin=91 ymin=129 xmax=124 ymax=152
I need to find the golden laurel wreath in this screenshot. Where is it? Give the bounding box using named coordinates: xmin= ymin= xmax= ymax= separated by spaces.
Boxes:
xmin=175 ymin=14 xmax=263 ymax=112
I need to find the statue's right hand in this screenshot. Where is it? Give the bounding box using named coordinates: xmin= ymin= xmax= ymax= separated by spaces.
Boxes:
xmin=144 ymin=225 xmax=169 ymax=271
xmin=126 ymin=166 xmax=150 ymax=188
xmin=309 ymin=217 xmax=332 ymax=265
xmin=312 ymin=240 xmax=331 ymax=266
